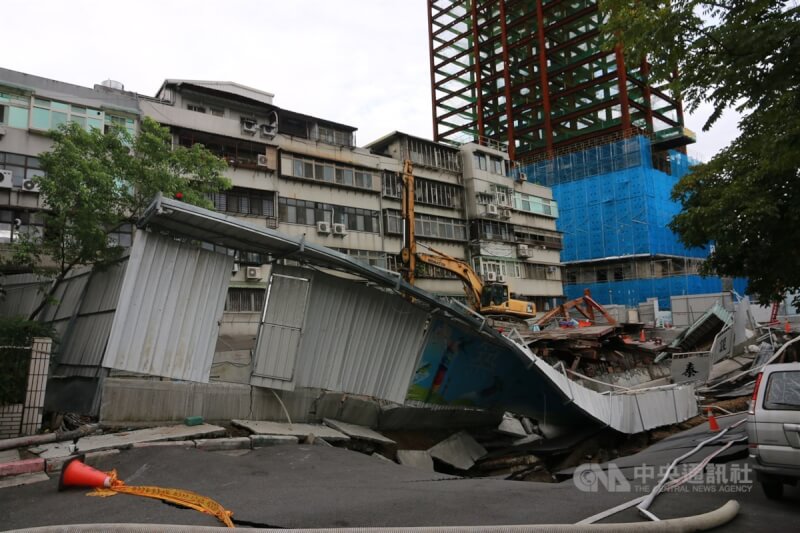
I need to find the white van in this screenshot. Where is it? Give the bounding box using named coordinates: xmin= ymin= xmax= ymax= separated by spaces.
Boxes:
xmin=747 ymin=362 xmax=800 ymax=499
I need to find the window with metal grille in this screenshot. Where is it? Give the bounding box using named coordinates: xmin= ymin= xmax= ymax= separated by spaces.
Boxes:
xmin=225 ymin=288 xmax=265 ymax=313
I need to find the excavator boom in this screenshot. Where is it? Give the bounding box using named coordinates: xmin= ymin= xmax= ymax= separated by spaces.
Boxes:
xmin=399 ymin=159 xmax=536 ymax=320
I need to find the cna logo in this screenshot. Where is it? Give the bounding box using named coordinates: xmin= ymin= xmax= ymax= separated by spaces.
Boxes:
xmin=573 ymin=463 xmax=631 ymax=493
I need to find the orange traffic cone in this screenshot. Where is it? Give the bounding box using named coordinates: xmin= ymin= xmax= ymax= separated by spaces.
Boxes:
xmin=58 ymin=456 xmax=113 ymax=491
xmin=707 ymin=407 xmax=720 ymax=432
xmin=639 ymin=329 xmax=646 ymax=342
xmin=785 ymin=320 xmax=792 ymax=333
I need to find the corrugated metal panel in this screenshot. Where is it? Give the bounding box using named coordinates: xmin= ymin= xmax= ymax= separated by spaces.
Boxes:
xmin=284 ymin=266 xmax=428 ymax=404
xmin=251 ymin=274 xmax=310 ymax=388
xmin=39 ymin=268 xmax=92 ymax=323
xmin=0 ymin=274 xmax=50 ymax=317
xmin=57 ymin=261 xmax=128 ymax=373
xmin=103 ymin=231 xmax=232 ymax=382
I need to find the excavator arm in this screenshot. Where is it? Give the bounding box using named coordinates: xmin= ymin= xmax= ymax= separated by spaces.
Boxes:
xmin=415 ymin=249 xmax=484 ymax=310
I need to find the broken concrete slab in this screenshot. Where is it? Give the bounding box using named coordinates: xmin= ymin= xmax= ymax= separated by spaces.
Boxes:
xmin=250 ymin=435 xmax=299 ymax=448
xmin=323 ymin=419 xmax=396 ymax=445
xmin=316 ymin=394 xmax=381 ymax=428
xmin=33 ymin=423 xmax=225 ymax=459
xmin=428 ymin=431 xmax=487 ymax=471
xmin=496 ymin=414 xmax=527 ymax=438
xmin=131 ymin=440 xmax=197 ymax=449
xmin=396 ymin=450 xmax=434 ymax=471
xmin=308 ymin=435 xmax=333 ymax=447
xmin=0 ymin=471 xmax=50 ymax=489
xmin=371 ymin=453 xmax=396 ymax=465
xmin=195 ymin=437 xmax=251 ymax=451
xmin=379 ymin=404 xmax=502 ymax=432
xmin=232 ymin=420 xmax=349 ymax=442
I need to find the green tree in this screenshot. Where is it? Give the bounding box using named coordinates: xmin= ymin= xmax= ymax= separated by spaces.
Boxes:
xmin=599 ymin=0 xmax=800 ymax=302
xmin=12 ymin=116 xmax=230 ymax=318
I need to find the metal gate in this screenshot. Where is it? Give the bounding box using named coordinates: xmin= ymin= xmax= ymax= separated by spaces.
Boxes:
xmin=250 ymin=273 xmax=310 ymax=389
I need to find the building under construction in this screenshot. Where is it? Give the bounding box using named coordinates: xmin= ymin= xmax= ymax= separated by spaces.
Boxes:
xmin=427 ymin=0 xmax=744 ymax=309
xmin=427 ymin=0 xmax=693 ymax=160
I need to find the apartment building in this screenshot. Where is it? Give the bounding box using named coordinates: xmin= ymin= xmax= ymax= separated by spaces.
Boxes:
xmin=0 ymin=68 xmax=140 ymax=265
xmin=460 ymin=142 xmax=563 ymax=311
xmin=0 ymin=68 xmax=563 ymax=324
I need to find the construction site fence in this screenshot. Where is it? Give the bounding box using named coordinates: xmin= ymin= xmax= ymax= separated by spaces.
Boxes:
xmin=564 ymin=276 xmax=748 ymax=310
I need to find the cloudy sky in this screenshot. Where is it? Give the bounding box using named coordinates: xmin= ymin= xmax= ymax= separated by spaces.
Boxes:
xmin=6 ymin=0 xmax=739 ymax=159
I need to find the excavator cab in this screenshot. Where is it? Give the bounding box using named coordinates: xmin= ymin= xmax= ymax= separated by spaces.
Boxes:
xmin=481 ymin=283 xmax=509 ymax=307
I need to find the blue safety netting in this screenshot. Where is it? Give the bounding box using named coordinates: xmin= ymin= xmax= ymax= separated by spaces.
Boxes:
xmin=520 ymin=136 xmax=708 ymax=262
xmin=519 ymin=135 xmax=748 ymax=307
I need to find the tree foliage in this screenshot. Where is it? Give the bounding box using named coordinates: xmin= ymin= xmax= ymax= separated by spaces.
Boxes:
xmin=11 ymin=116 xmax=230 ymax=317
xmin=600 ymin=0 xmax=800 ymax=302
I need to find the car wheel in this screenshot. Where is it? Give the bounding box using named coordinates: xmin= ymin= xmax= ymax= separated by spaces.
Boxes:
xmin=761 ymin=480 xmax=784 ymax=500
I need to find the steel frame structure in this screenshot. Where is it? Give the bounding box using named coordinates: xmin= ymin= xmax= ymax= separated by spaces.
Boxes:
xmin=427 ymin=0 xmax=691 ymax=160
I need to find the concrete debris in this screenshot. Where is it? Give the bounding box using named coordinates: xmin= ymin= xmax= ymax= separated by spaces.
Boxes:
xmin=520 ymin=418 xmax=537 ymax=435
xmin=250 ymin=435 xmax=299 ymax=447
xmin=316 ymin=393 xmax=381 ymax=428
xmin=496 ymin=414 xmax=527 ymax=438
xmin=307 ymin=434 xmax=333 ymax=447
xmin=232 ymin=420 xmax=350 ymax=442
xmin=428 ymin=431 xmax=487 ymax=471
xmin=476 ymin=454 xmax=541 ymax=472
xmin=32 ymin=423 xmax=225 ymax=459
xmin=195 ymin=437 xmax=251 ymax=451
xmin=371 ymin=453 xmax=396 ymax=465
xmin=0 ymin=471 xmax=49 ymax=489
xmin=131 ymin=440 xmax=197 ymax=449
xmin=396 ymin=450 xmax=434 ymax=471
xmin=323 ymin=418 xmax=396 ymax=445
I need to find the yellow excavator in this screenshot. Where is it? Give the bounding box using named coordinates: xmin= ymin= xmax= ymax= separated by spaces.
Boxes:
xmin=398 ymin=160 xmax=536 ymax=320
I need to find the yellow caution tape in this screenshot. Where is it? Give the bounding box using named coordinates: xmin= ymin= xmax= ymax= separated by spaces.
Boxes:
xmin=86 ymin=469 xmax=235 ymax=528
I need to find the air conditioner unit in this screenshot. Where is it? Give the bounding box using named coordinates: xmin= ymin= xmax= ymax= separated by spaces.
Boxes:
xmin=485 ymin=204 xmax=499 ymax=217
xmin=0 ymin=170 xmax=12 ymax=189
xmin=485 ymin=272 xmax=497 ymax=282
xmin=260 ymin=123 xmax=277 ymax=139
xmin=333 ymin=223 xmax=347 ymax=236
xmin=500 ymin=208 xmax=512 ymax=219
xmin=21 ymin=178 xmax=39 ymax=193
xmin=232 ymin=263 xmax=240 ymax=274
xmin=547 ymin=266 xmax=558 ymax=274
xmin=517 ymin=244 xmax=530 ymax=258
xmin=496 ymin=274 xmax=506 ymax=283
xmin=257 ymin=154 xmax=269 ymax=167
xmin=317 ymin=221 xmax=331 ymax=234
xmin=241 ymin=120 xmax=257 ymax=135
xmin=516 ymin=171 xmax=528 ymax=183
xmin=246 ymin=266 xmax=262 ymax=280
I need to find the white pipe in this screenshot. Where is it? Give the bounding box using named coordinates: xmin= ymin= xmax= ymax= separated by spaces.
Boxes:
xmin=637 ymin=418 xmax=746 ymax=516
